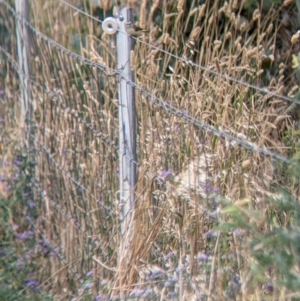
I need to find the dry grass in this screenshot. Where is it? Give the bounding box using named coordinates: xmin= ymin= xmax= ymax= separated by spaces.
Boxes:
xmin=1 ymin=0 xmax=300 ymax=300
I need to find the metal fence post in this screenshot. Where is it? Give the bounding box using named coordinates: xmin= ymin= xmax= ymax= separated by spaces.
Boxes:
xmin=103 ymin=6 xmax=137 ymax=292
xmin=15 ymin=0 xmax=31 ymax=129
xmin=116 ymin=7 xmax=137 ymax=240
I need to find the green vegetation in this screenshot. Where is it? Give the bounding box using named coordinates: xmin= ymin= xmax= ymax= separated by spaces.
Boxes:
xmin=1 ymin=0 xmax=300 ymax=300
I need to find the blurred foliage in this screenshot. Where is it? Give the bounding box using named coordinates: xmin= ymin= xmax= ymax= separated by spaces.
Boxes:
xmin=0 ymin=149 xmax=51 ymax=300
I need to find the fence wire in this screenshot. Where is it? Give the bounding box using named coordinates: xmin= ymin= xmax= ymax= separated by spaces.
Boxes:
xmin=1 ymin=0 xmax=300 ymax=300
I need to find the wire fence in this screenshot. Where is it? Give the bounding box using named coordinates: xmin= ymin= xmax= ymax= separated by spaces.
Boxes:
xmin=1 ymin=0 xmax=300 ymax=300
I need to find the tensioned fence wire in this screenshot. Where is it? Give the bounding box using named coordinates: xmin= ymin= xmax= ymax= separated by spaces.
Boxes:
xmin=57 ymin=0 xmax=300 ymax=106
xmin=1 ymin=0 xmax=300 ymax=299
xmin=0 ymin=1 xmax=124 ymax=295
xmin=53 ymin=2 xmax=300 ymax=299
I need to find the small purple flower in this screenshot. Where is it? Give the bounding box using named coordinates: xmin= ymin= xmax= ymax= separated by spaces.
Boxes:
xmin=24 ymin=250 xmax=34 ymax=261
xmin=17 ymin=257 xmax=25 ymax=269
xmin=62 ymin=149 xmax=67 ymax=155
xmin=204 ymin=231 xmax=218 ymax=238
xmin=86 ymin=270 xmax=94 ymax=277
xmin=148 ymin=268 xmax=164 ymax=279
xmin=130 ymin=289 xmax=144 ymax=298
xmin=166 ymin=251 xmax=174 ymax=259
xmin=27 ymin=200 xmax=36 ymax=208
xmin=182 ymin=110 xmax=188 ymax=116
xmin=5 ymin=185 xmax=12 ymax=191
xmin=205 ymin=183 xmax=212 ymax=194
xmin=83 ymin=282 xmax=93 ymax=289
xmin=95 ymin=295 xmax=105 ymax=301
xmin=197 ymin=252 xmax=209 ymax=261
xmin=164 ymin=281 xmax=172 ymax=287
xmin=262 ymin=283 xmax=274 ymax=294
xmin=160 ymin=169 xmax=173 ymax=181
xmin=13 ymin=159 xmax=23 ymax=166
xmin=0 ymin=175 xmax=5 ymax=182
xmin=233 ymin=228 xmax=245 ymax=237
xmin=50 ymin=246 xmax=62 ymax=257
xmin=12 ymin=174 xmax=20 ymax=182
xmin=15 ymin=230 xmax=35 ymax=241
xmin=142 ymin=288 xmax=154 ymax=297
xmin=213 ymin=188 xmax=220 ymax=194
xmin=37 ymin=239 xmax=52 ymax=255
xmin=0 ymin=90 xmax=4 ymax=95
xmin=40 ymin=239 xmax=50 ymax=247
xmin=100 ymin=279 xmax=108 ymax=286
xmin=25 ymin=278 xmax=39 ymax=293
xmin=171 ymin=273 xmax=178 ymax=283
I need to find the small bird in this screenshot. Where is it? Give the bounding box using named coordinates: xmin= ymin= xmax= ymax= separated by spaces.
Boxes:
xmin=124 ymin=22 xmax=148 ymax=37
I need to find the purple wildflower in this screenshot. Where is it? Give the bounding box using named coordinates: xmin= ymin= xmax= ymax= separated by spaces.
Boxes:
xmin=15 ymin=230 xmax=35 ymax=241
xmin=25 ymin=277 xmax=39 ymax=293
xmin=213 ymin=188 xmax=220 ymax=194
xmin=100 ymin=279 xmax=108 ymax=286
xmin=166 ymin=251 xmax=174 ymax=259
xmin=148 ymin=268 xmax=164 ymax=279
xmin=130 ymin=289 xmax=144 ymax=298
xmin=262 ymin=283 xmax=274 ymax=294
xmin=197 ymin=252 xmax=209 ymax=261
xmin=86 ymin=270 xmax=94 ymax=277
xmin=205 ymin=182 xmax=212 ymax=194
xmin=83 ymin=282 xmax=93 ymax=289
xmin=233 ymin=228 xmax=245 ymax=237
xmin=50 ymin=246 xmax=62 ymax=257
xmin=27 ymin=200 xmax=36 ymax=208
xmin=24 ymin=249 xmax=34 ymax=261
xmin=160 ymin=169 xmax=173 ymax=181
xmin=37 ymin=239 xmax=52 ymax=255
xmin=204 ymin=230 xmax=218 ymax=238
xmin=13 ymin=159 xmax=23 ymax=166
xmin=142 ymin=288 xmax=154 ymax=297
xmin=171 ymin=273 xmax=178 ymax=283
xmin=12 ymin=173 xmax=20 ymax=182
xmin=164 ymin=281 xmax=172 ymax=287
xmin=17 ymin=257 xmax=25 ymax=269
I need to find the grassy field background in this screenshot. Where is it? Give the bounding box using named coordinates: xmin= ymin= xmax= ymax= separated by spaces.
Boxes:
xmin=1 ymin=0 xmax=300 ymax=300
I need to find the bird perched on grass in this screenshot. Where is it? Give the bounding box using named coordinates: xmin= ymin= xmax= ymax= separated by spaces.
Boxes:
xmin=124 ymin=22 xmax=148 ymax=37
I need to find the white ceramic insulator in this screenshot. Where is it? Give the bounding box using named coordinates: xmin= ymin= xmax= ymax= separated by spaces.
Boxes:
xmin=102 ymin=17 xmax=118 ymax=35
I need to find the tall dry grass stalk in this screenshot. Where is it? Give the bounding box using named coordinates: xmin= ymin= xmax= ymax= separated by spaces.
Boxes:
xmin=2 ymin=0 xmax=300 ymax=299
